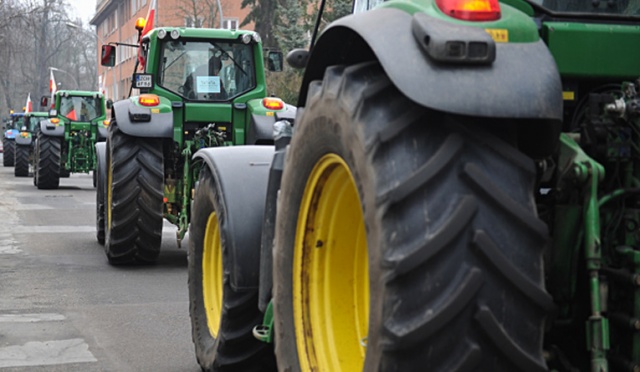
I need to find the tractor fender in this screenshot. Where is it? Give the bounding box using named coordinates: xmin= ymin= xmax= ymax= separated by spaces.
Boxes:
xmin=112 ymin=99 xmax=173 ymax=138
xmin=299 ymin=7 xmax=563 ymax=121
xmin=39 ymin=120 xmax=64 ymax=137
xmin=15 ymin=136 xmax=32 ymax=146
xmin=193 ymin=145 xmax=274 ymax=290
xmin=246 ymin=103 xmax=296 ymax=145
xmin=4 ymin=129 xmax=17 ymax=139
xmin=98 ymin=126 xmax=108 ymax=140
xmin=95 ymin=142 xmax=106 ymax=186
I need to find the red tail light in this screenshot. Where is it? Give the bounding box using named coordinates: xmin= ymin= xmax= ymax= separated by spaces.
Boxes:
xmin=139 ymin=94 xmax=160 ymax=107
xmin=436 ymin=0 xmax=501 ymax=21
xmin=263 ymin=98 xmax=284 ymax=111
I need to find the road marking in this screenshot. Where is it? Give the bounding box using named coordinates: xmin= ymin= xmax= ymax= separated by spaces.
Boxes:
xmin=0 ymin=245 xmax=21 ymax=254
xmin=0 ymin=338 xmax=97 ymax=368
xmin=0 ymin=313 xmax=65 ymax=322
xmin=14 ymin=226 xmax=95 ymax=234
xmin=13 ymin=204 xmax=54 ymax=210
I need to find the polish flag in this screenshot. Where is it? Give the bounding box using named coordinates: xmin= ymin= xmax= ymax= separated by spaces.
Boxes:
xmin=25 ymin=93 xmax=32 ymax=113
xmin=138 ymin=0 xmax=157 ymax=69
xmin=49 ymin=69 xmax=57 ymax=94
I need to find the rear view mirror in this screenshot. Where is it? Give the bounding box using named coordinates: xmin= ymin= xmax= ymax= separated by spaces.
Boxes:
xmin=101 ymin=45 xmax=116 ymax=67
xmin=40 ymin=96 xmax=48 ymax=108
xmin=266 ymin=51 xmax=283 ymax=72
xmin=106 ymin=99 xmax=113 ymax=110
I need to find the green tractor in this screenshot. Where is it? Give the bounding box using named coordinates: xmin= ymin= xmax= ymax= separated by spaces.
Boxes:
xmin=34 ymin=91 xmax=110 ymax=189
xmin=14 ymin=111 xmax=48 ymax=177
xmin=183 ymin=0 xmax=640 ymax=371
xmin=95 ymin=20 xmax=290 ymax=268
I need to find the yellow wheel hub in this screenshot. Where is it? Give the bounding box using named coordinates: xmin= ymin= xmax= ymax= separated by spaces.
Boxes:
xmin=293 ymin=154 xmax=369 ymax=371
xmin=203 ymin=212 xmax=224 ymax=338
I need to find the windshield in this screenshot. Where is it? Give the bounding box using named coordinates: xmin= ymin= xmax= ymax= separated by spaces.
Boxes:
xmin=527 ymin=0 xmax=640 ymax=16
xmin=21 ymin=116 xmax=40 ymax=132
xmin=60 ymin=96 xmax=103 ymax=122
xmin=158 ymin=39 xmax=256 ymax=102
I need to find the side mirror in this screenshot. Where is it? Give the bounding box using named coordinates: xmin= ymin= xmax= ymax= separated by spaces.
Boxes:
xmin=101 ymin=45 xmax=116 ymax=67
xmin=106 ymin=99 xmax=113 ymax=110
xmin=49 ymin=109 xmax=58 ymax=118
xmin=40 ymin=96 xmax=48 ymax=108
xmin=286 ymin=49 xmax=309 ymax=69
xmin=266 ymin=51 xmax=283 ymax=72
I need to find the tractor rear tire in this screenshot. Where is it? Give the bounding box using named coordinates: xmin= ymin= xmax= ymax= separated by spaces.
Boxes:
xmin=188 ymin=167 xmax=276 ymax=372
xmin=14 ymin=145 xmax=29 ymax=177
xmin=35 ymin=133 xmax=61 ymax=190
xmin=105 ymin=121 xmax=163 ymax=264
xmin=3 ymin=138 xmax=14 ymax=166
xmin=273 ymin=63 xmax=554 ymax=372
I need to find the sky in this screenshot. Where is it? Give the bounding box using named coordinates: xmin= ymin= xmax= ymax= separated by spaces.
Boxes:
xmin=68 ymin=0 xmax=96 ymax=25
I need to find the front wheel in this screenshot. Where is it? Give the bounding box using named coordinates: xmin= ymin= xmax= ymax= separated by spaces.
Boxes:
xmin=273 ymin=63 xmax=554 ymax=371
xmin=14 ymin=145 xmax=30 ymax=177
xmin=105 ymin=121 xmax=163 ymax=264
xmin=188 ymin=166 xmax=276 ymax=372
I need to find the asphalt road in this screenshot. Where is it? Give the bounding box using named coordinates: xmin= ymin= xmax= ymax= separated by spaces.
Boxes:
xmin=0 ymin=153 xmax=201 ymax=372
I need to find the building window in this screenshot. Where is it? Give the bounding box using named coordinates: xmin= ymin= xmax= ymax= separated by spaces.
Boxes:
xmin=222 ymin=18 xmax=238 ymax=30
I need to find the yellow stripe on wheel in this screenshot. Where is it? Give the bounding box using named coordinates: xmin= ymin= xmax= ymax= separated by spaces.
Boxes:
xmin=203 ymin=212 xmax=224 ymax=338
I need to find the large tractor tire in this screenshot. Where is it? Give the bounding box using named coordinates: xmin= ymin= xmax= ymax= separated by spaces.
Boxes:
xmin=35 ymin=132 xmax=61 ymax=190
xmin=104 ymin=121 xmax=163 ymax=264
xmin=188 ymin=166 xmax=276 ymax=372
xmin=273 ymin=63 xmax=555 ymax=372
xmin=3 ymin=138 xmax=14 ymax=166
xmin=14 ymin=145 xmax=30 ymax=177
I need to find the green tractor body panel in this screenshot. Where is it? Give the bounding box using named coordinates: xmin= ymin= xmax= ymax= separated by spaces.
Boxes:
xmin=542 ymin=22 xmax=640 ymax=79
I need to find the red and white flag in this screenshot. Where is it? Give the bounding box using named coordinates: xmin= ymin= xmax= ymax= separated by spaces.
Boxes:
xmin=49 ymin=69 xmax=57 ymax=96
xmin=25 ymin=93 xmax=32 ymax=113
xmin=138 ymin=0 xmax=157 ymax=69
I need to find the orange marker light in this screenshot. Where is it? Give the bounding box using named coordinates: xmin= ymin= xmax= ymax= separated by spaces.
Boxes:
xmin=139 ymin=94 xmax=160 ymax=107
xmin=20 ymin=132 xmax=29 ymax=138
xmin=103 ymin=120 xmax=110 ymax=127
xmin=436 ymin=0 xmax=501 ymax=21
xmin=262 ymin=97 xmax=284 ymax=111
xmin=50 ymin=118 xmax=60 ymax=124
xmin=135 ymin=18 xmax=146 ymax=31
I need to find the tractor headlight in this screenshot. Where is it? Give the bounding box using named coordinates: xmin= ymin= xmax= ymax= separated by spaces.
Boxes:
xmin=241 ymin=34 xmax=252 ymax=44
xmin=252 ymin=32 xmax=261 ymax=44
xmin=170 ymin=30 xmax=180 ymax=40
xmin=20 ymin=126 xmax=27 ymax=131
xmin=157 ymin=29 xmax=167 ymax=39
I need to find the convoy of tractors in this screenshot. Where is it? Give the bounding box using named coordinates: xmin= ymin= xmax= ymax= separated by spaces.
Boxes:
xmin=4 ymin=0 xmax=640 ymax=370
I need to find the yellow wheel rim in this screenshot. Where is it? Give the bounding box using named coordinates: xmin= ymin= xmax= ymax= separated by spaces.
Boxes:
xmin=203 ymin=212 xmax=224 ymax=338
xmin=293 ymin=154 xmax=369 ymax=371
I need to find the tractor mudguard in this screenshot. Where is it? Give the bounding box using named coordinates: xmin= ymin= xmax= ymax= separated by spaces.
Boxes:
xmin=299 ymin=8 xmax=563 ymax=121
xmin=193 ymin=145 xmax=274 ymax=290
xmin=98 ymin=126 xmax=108 ymax=140
xmin=112 ymin=99 xmax=173 ymax=138
xmin=246 ymin=104 xmax=296 ymax=144
xmin=95 ymin=142 xmax=106 ymax=185
xmin=4 ymin=129 xmax=17 ymax=139
xmin=15 ymin=137 xmax=32 ymax=146
xmin=39 ymin=121 xmax=64 ymax=137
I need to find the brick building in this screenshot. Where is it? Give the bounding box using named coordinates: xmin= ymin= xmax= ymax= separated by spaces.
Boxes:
xmin=90 ymin=0 xmax=253 ymax=101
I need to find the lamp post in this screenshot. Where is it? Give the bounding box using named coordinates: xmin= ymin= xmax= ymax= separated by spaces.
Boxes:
xmin=65 ymin=22 xmax=116 ymax=100
xmin=48 ymin=66 xmax=80 ymax=90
